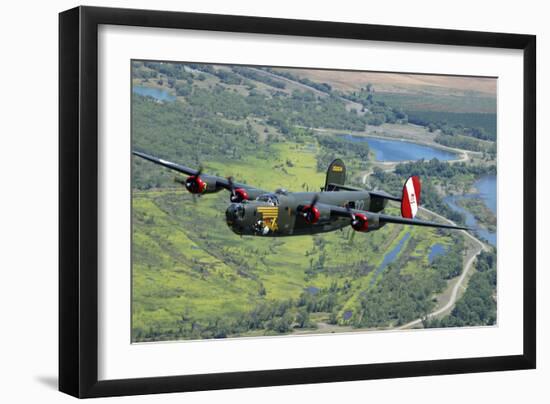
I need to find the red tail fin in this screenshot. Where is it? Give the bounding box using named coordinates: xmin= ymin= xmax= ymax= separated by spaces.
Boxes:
xmin=401 ymin=176 xmax=421 ymax=219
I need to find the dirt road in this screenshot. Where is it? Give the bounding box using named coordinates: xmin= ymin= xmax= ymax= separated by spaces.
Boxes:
xmin=395 ymin=207 xmax=487 ymax=330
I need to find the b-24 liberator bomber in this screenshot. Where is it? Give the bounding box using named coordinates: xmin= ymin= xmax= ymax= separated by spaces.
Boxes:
xmin=133 ymin=151 xmax=467 ymax=237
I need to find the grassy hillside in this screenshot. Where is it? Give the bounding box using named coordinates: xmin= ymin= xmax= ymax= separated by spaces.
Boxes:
xmin=132 ymin=188 xmax=455 ymax=341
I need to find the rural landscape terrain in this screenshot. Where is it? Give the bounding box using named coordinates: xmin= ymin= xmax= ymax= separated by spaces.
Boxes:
xmin=131 ymin=61 xmax=497 ymax=342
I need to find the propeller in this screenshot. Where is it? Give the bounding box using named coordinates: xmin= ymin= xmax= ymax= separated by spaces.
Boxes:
xmin=227 ymin=176 xmax=249 ymax=203
xmin=302 ymin=194 xmax=320 ymax=224
xmin=227 ymin=176 xmax=236 ymax=201
xmin=175 ymin=165 xmax=204 ymax=203
xmin=346 ymin=204 xmax=369 ymax=232
xmin=346 ymin=205 xmax=357 ymax=225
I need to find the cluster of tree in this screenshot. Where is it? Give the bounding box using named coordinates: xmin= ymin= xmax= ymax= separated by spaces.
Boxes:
xmin=265 ymin=92 xmax=368 ymax=131
xmin=136 ymin=61 xmax=420 ymax=147
xmin=394 ymin=159 xmax=496 ymax=179
xmin=340 ymin=86 xmax=409 ymax=125
xmin=435 ymin=134 xmax=496 ymax=156
xmin=426 ymin=250 xmax=497 ymax=328
xmin=259 ymin=69 xmax=409 ymax=127
xmin=131 ymin=94 xmax=262 ymax=189
xmin=184 ymin=63 xmax=216 ymax=74
xmin=430 ymin=234 xmax=464 ymax=279
xmin=232 ymin=66 xmax=286 ymax=89
xmin=132 ymin=61 xmax=158 ymax=80
xmin=212 ymin=69 xmax=243 ymax=85
xmin=352 ymin=263 xmax=446 ymax=328
xmin=291 ymin=89 xmax=317 ymax=102
xmin=166 ymin=75 xmax=369 ymax=133
xmin=133 ymin=61 xmax=196 ymax=83
xmin=316 ymin=135 xmax=370 ymax=161
xmin=406 ymin=110 xmax=496 ymax=141
xmin=261 ymin=67 xmax=333 ymax=93
xmin=345 ymin=84 xmax=375 ymax=102
xmin=168 ymin=62 xmax=242 ymax=85
xmin=133 ymin=283 xmax=353 ymax=341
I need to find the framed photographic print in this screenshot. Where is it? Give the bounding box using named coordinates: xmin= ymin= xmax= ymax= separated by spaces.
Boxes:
xmin=59 ymin=6 xmax=536 ymax=398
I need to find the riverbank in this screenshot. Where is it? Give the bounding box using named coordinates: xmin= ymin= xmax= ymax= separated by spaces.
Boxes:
xmin=306 ymin=123 xmax=480 ymax=164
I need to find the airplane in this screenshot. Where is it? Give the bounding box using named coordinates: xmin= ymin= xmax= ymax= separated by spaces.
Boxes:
xmin=132 ymin=150 xmax=467 ymax=237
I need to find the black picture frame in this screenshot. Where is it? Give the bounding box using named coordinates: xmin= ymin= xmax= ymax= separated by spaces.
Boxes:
xmin=59 ymin=5 xmax=536 ymax=398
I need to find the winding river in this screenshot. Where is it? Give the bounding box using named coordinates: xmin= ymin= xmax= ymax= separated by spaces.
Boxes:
xmin=444 ymin=175 xmax=497 ymax=247
xmin=343 ymin=134 xmax=458 ymax=162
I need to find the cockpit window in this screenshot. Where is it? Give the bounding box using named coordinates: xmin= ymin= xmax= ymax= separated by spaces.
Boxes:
xmin=256 ymin=193 xmax=279 ymax=205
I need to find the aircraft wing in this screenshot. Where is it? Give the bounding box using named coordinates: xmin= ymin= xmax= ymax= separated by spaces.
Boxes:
xmin=327 ymin=204 xmax=468 ymax=231
xmin=377 ymin=213 xmax=469 ymax=230
xmin=133 ymin=151 xmax=199 ymax=176
xmin=325 ymin=183 xmax=401 ymax=202
xmin=132 ymin=151 xmax=266 ymax=196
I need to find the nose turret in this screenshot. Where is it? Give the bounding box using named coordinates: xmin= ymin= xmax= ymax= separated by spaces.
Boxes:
xmin=225 ymin=203 xmax=245 ymax=227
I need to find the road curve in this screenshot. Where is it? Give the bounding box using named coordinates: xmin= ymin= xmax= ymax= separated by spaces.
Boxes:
xmin=395 ymin=207 xmax=487 ymax=330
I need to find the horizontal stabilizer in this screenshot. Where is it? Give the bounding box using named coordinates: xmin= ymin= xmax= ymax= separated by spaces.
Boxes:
xmin=369 ymin=190 xmax=401 ymax=202
xmin=326 ymin=183 xmax=363 ymax=192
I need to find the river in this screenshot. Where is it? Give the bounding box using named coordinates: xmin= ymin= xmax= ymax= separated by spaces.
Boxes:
xmin=343 ymin=134 xmax=458 ymax=162
xmin=444 ymin=175 xmax=497 ymax=247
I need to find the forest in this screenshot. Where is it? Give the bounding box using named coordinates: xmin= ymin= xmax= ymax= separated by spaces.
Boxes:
xmin=426 ymin=250 xmax=497 ymax=328
xmin=407 ymin=110 xmax=497 ymax=140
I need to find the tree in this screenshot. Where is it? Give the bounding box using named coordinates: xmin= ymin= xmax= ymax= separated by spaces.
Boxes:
xmin=296 ymin=308 xmax=311 ymax=328
xmin=175 ymin=83 xmax=192 ymax=96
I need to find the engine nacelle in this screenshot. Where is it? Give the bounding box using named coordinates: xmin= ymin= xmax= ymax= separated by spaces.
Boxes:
xmin=230 ymin=188 xmax=249 ymax=203
xmin=302 ymin=205 xmax=321 ymax=224
xmin=181 ymin=174 xmax=220 ymax=194
xmin=185 ymin=175 xmax=206 ymax=194
xmin=351 ymin=213 xmax=369 ymax=232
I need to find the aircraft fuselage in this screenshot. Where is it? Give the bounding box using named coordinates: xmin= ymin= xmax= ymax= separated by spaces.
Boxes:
xmin=225 ymin=190 xmax=387 ymax=237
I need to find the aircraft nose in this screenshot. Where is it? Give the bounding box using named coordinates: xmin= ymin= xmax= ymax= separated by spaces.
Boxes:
xmin=225 ymin=203 xmax=244 ymax=223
